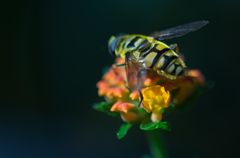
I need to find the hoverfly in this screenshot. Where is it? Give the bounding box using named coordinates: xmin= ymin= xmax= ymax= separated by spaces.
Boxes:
xmin=108 ymin=20 xmax=208 ymax=106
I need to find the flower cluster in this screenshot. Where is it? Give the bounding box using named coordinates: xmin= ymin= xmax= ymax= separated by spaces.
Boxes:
xmin=95 ymin=58 xmax=205 ymax=138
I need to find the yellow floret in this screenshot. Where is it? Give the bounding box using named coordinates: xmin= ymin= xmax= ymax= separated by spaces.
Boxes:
xmin=142 ymin=85 xmax=171 ymax=113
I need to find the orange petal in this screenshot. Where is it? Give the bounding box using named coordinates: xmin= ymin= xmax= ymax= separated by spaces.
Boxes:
xmin=186 ymin=69 xmax=205 ymax=85
xmin=111 ymin=101 xmax=135 ymax=113
xmin=96 ymin=81 xmax=109 ymax=96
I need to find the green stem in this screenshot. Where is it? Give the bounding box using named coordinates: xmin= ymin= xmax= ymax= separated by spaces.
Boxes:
xmin=146 ymin=131 xmax=167 ymax=158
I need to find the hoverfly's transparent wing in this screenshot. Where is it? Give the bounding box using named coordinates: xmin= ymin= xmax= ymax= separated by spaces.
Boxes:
xmin=125 ymin=53 xmax=147 ymax=91
xmin=150 ymin=20 xmax=209 ymax=41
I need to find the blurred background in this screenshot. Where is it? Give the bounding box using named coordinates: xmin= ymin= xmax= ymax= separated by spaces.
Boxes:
xmin=0 ymin=0 xmax=240 ymax=157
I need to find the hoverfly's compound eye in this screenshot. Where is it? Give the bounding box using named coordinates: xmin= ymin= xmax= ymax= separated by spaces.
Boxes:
xmin=108 ymin=36 xmax=117 ymax=57
xmin=108 ymin=34 xmax=126 ymax=57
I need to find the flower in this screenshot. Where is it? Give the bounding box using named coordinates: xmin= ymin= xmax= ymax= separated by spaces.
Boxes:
xmin=141 ymin=85 xmax=171 ymax=122
xmin=96 ymin=58 xmax=205 ymax=125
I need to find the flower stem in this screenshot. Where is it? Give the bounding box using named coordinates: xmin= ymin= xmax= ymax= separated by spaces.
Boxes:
xmin=146 ymin=131 xmax=167 ymax=158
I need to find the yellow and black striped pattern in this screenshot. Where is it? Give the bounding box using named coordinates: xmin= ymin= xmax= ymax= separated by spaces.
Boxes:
xmin=113 ymin=34 xmax=187 ymax=79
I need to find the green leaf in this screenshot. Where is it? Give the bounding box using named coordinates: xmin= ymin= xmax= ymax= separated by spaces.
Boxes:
xmin=140 ymin=121 xmax=170 ymax=131
xmin=117 ymin=123 xmax=133 ymax=139
xmin=93 ymin=101 xmax=118 ymax=117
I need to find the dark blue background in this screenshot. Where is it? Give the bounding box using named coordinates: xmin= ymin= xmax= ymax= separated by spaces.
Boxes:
xmin=0 ymin=0 xmax=239 ymax=157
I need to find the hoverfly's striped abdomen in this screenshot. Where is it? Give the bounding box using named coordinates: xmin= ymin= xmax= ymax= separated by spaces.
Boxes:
xmin=117 ymin=35 xmax=186 ymax=79
xmin=141 ymin=42 xmax=186 ymax=79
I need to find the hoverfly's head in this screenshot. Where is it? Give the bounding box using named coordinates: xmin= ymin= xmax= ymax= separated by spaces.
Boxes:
xmin=108 ymin=34 xmax=126 ymax=58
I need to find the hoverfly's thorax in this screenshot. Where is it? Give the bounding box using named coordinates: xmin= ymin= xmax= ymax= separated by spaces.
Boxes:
xmin=115 ymin=35 xmax=151 ymax=59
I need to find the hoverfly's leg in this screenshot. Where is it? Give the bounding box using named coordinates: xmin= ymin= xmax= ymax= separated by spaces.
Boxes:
xmin=113 ymin=63 xmax=126 ymax=68
xmin=137 ymin=89 xmax=144 ymax=107
xmin=169 ymin=43 xmax=180 ymax=53
xmin=136 ymin=69 xmax=147 ymax=107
